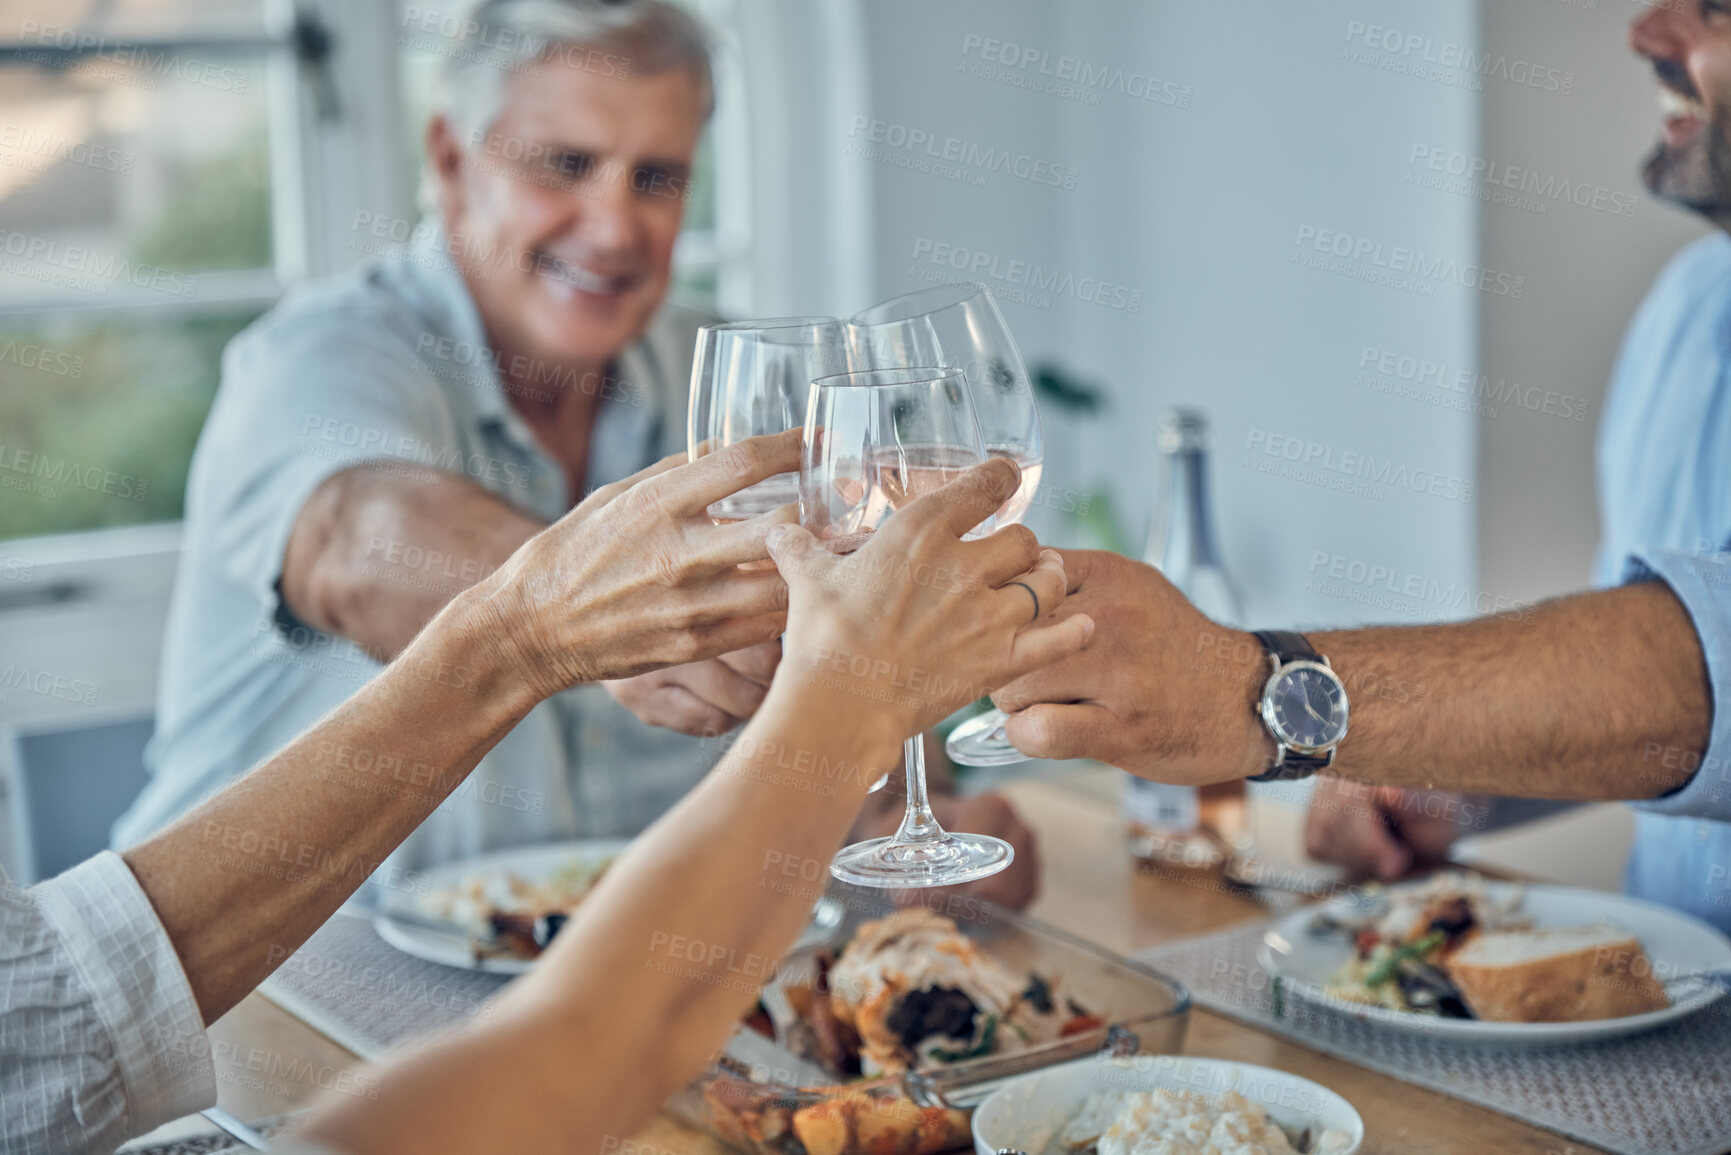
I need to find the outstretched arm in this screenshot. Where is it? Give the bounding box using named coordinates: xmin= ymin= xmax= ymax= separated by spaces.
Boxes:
xmin=124 ymin=433 xmax=804 ymax=1024
xmin=993 ymin=550 xmax=1709 ymax=800
xmin=295 ymin=460 xmax=1093 ymax=1155
xmin=281 ymin=463 xmax=544 ymax=662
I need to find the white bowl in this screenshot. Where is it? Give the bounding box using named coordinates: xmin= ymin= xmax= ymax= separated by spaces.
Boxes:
xmin=971 ymin=1054 xmax=1363 ymax=1155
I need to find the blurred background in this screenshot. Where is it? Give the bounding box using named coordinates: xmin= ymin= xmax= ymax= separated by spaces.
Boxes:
xmin=0 ymin=0 xmax=1699 ymax=885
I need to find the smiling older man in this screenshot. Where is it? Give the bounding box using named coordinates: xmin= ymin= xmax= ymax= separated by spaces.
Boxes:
xmin=112 ymin=0 xmax=1037 ymax=901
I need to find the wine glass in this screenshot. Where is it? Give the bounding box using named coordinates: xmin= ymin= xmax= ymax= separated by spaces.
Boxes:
xmin=687 ymin=316 xmax=895 ymax=795
xmin=802 ymin=366 xmax=1012 ymax=888
xmin=688 ymin=317 xmax=852 ymax=522
xmin=851 ymin=284 xmax=1044 ymax=767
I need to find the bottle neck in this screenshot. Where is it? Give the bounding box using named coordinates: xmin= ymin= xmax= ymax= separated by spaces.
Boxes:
xmin=1155 ymin=447 xmax=1223 ymax=573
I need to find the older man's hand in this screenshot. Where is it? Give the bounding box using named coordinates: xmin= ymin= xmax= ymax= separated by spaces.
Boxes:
xmin=1305 ymin=778 xmax=1481 ymax=880
xmin=991 ymin=550 xmax=1270 ymax=785
xmin=603 ymin=641 xmax=782 ymax=736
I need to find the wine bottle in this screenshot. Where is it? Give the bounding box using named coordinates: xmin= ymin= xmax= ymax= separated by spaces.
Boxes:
xmin=1123 ymin=410 xmax=1250 ymax=868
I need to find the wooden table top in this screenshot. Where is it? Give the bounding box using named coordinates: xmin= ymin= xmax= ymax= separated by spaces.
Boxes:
xmin=203 ymin=767 xmax=1605 ymax=1155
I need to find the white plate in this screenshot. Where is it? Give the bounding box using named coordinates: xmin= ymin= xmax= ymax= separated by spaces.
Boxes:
xmin=1258 ymin=880 xmax=1731 ymax=1046
xmin=374 ymin=839 xmax=850 ymax=975
xmin=375 ymin=840 xmax=632 ymax=975
xmin=972 ymin=1054 xmax=1362 ymax=1155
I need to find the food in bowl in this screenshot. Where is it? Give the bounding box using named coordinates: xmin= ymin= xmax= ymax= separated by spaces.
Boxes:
xmin=1061 ymin=1088 xmax=1353 ymax=1155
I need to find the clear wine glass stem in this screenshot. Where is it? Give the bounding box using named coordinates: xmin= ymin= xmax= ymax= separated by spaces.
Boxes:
xmin=894 ymin=736 xmax=942 ymax=843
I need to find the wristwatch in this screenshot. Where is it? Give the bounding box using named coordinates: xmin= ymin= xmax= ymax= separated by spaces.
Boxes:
xmin=1248 ymin=630 xmax=1349 ymax=782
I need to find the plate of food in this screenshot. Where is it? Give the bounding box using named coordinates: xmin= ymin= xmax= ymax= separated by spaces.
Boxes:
xmin=374 ymin=840 xmax=631 ymax=973
xmin=375 ymin=840 xmax=849 ymax=974
xmin=1258 ymin=872 xmax=1731 ymax=1045
xmin=971 ymin=1054 xmax=1361 ymax=1155
xmin=678 ymin=891 xmax=1192 ymax=1155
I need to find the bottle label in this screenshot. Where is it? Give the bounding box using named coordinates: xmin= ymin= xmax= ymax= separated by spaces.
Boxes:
xmin=1121 ymin=776 xmax=1200 ymax=833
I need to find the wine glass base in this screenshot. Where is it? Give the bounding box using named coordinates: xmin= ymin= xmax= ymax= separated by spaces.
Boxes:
xmin=945 ymin=711 xmax=1032 ymax=767
xmin=828 ymin=834 xmax=1013 ymax=889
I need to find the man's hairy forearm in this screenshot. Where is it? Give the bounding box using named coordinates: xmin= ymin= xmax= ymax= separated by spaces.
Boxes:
xmin=282 ymin=465 xmax=545 ymax=660
xmin=1309 ymin=582 xmax=1710 ymax=799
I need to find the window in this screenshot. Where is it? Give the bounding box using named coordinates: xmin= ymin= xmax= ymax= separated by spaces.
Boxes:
xmin=0 ymin=0 xmax=301 ymax=540
xmin=0 ymin=0 xmax=753 ymax=541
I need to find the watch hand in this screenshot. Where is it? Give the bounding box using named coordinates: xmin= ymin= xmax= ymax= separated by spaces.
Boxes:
xmin=1303 ymin=697 xmax=1327 ymax=725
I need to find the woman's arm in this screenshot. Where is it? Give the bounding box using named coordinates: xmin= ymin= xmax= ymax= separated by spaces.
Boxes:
xmin=297 ymin=458 xmax=1094 ymax=1155
xmin=122 ymin=432 xmax=805 ymax=1024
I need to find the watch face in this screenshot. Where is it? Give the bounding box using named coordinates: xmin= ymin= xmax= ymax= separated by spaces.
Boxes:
xmin=1266 ymin=664 xmax=1348 ymax=750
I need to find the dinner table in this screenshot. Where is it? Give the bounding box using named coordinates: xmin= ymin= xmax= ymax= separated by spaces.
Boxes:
xmin=136 ymin=766 xmax=1608 ymax=1155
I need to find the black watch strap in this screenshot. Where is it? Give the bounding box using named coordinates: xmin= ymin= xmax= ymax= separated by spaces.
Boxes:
xmin=1252 ymin=629 xmax=1322 ymax=666
xmin=1248 ymin=629 xmax=1334 ymax=783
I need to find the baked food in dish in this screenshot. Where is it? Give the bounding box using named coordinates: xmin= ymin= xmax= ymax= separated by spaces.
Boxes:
xmin=822 ymin=908 xmax=1102 ymax=1075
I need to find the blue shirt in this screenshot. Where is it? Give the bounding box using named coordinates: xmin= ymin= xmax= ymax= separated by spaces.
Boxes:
xmin=1596 ymin=232 xmax=1731 ymax=930
xmin=113 ymin=229 xmax=722 ymax=868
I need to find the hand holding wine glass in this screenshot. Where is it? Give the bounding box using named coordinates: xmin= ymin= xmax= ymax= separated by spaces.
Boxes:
xmin=768 ymin=452 xmax=1091 ymax=810
xmin=850 ymin=284 xmax=1046 ymax=766
xmin=792 ymin=367 xmax=1078 ymax=888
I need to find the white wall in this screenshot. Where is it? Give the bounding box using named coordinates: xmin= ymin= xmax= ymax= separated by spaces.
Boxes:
xmin=1476 ymin=0 xmax=1710 ymax=603
xmin=771 ymin=0 xmax=1484 ymax=630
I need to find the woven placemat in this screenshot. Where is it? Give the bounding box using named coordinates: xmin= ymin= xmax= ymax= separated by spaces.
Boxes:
xmin=122 ymin=1112 xmax=305 ymax=1155
xmin=1138 ymin=920 xmax=1731 ymax=1155
xmin=259 ymin=913 xmax=511 ymax=1061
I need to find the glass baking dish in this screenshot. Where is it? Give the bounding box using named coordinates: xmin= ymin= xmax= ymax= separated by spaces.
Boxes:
xmin=670 ymin=882 xmax=1191 ymax=1155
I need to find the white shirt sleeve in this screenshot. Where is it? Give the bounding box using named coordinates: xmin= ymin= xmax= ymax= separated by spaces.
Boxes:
xmin=0 ymin=851 xmax=217 ymax=1155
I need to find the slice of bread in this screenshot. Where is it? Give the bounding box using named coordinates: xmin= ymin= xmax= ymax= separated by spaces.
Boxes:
xmin=1444 ymin=925 xmax=1670 ymax=1023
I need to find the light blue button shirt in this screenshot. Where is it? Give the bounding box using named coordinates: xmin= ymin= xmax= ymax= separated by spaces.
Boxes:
xmin=1595 ymin=232 xmax=1731 ymax=931
xmin=113 ymin=229 xmax=723 ymax=873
